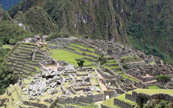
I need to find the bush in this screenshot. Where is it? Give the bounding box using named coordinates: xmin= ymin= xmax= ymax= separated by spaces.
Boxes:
xmin=97 ymin=54 xmax=107 ymax=65
xmin=120 ymin=59 xmax=125 ymax=63
xmin=156 ymin=75 xmax=170 ymax=83
xmin=123 ymin=64 xmax=129 ymax=70
xmin=76 ymin=58 xmax=85 ymax=68
xmin=0 ymin=48 xmax=16 ymax=94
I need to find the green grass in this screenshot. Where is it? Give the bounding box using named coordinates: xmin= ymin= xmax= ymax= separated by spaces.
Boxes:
xmin=115 ymin=71 xmax=122 ymax=74
xmin=70 ymin=43 xmax=95 ymax=52
xmin=67 ymin=46 xmax=100 ymax=57
xmin=107 ymin=59 xmax=117 ymax=63
xmin=49 ymin=49 xmax=93 ymax=66
xmin=2 ymin=44 xmax=13 ymax=49
xmin=115 ymin=93 xmax=137 ymax=105
xmin=106 ymin=62 xmax=118 ymax=64
xmin=102 ymin=98 xmax=120 ymax=108
xmin=134 ymin=89 xmax=173 ymax=95
xmin=121 ymin=73 xmax=137 ymax=81
xmin=91 ymin=78 xmax=99 ymax=85
xmin=67 ymin=104 xmax=85 ymax=108
xmin=148 ymin=85 xmax=160 ymax=89
xmin=149 ymin=60 xmax=156 ymax=65
xmin=90 ymin=71 xmax=96 ymax=76
xmin=86 ymin=104 xmax=98 ymax=108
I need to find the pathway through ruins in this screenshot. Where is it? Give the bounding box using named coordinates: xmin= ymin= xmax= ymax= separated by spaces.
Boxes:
xmin=95 ymin=69 xmax=108 ymax=91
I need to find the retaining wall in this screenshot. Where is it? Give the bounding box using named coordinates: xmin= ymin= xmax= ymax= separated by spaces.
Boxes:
xmin=114 ymin=98 xmax=134 ymax=108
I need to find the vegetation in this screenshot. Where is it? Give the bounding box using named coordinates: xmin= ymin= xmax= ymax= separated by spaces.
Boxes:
xmin=3 ymin=0 xmax=173 ymax=64
xmin=46 ymin=32 xmax=69 ymax=41
xmin=121 ymin=73 xmax=137 ymax=81
xmin=102 ymin=98 xmax=120 ymax=108
xmin=0 ymin=6 xmax=33 ymax=45
xmin=75 ymin=58 xmax=85 ymax=68
xmin=124 ymin=0 xmax=173 ymax=64
xmin=115 ymin=93 xmax=137 ymax=105
xmin=49 ymin=49 xmax=93 ymax=66
xmin=143 ymin=100 xmax=171 ymax=108
xmin=97 ymin=54 xmax=107 ymax=65
xmin=2 ymin=45 xmax=13 ymax=49
xmin=123 ymin=64 xmax=129 ymax=70
xmin=134 ymin=89 xmax=173 ymax=95
xmin=148 ymin=85 xmax=160 ymax=89
xmin=0 ymin=21 xmax=33 ymax=45
xmin=0 ymin=48 xmax=16 ymax=94
xmin=156 ymin=75 xmax=171 ymax=83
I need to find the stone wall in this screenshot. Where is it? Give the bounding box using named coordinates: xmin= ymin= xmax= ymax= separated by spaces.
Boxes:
xmin=0 ymin=99 xmax=7 ymax=107
xmin=126 ymin=70 xmax=155 ymax=82
xmin=114 ymin=98 xmax=134 ymax=108
xmin=97 ymin=69 xmax=117 ymax=79
xmin=93 ymin=94 xmax=104 ymax=102
xmin=23 ymin=101 xmax=48 ymax=108
xmin=104 ymin=90 xmax=116 ymax=100
xmin=132 ymin=91 xmax=173 ymax=106
xmin=101 ymin=104 xmax=110 ymax=108
xmin=50 ymin=93 xmax=104 ymax=108
xmin=125 ymin=94 xmax=137 ymax=102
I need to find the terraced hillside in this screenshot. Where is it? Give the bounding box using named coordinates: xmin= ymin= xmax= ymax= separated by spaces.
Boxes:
xmin=48 ymin=39 xmax=142 ymax=83
xmin=6 ymin=42 xmax=46 ymax=79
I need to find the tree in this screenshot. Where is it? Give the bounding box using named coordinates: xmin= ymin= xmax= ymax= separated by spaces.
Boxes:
xmin=0 ymin=48 xmax=16 ymax=94
xmin=156 ymin=75 xmax=170 ymax=83
xmin=76 ymin=58 xmax=85 ymax=68
xmin=97 ymin=54 xmax=107 ymax=65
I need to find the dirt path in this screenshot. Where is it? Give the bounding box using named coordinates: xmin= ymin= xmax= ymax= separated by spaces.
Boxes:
xmin=95 ymin=69 xmax=107 ymax=91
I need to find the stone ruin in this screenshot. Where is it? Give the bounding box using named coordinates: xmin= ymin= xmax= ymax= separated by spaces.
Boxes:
xmin=1 ymin=37 xmax=173 ymax=108
xmin=15 ymin=59 xmax=104 ymax=107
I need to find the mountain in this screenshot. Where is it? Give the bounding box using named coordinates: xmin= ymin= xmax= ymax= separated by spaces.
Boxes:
xmin=0 ymin=0 xmax=22 ymax=10
xmin=2 ymin=0 xmax=173 ymax=64
xmin=14 ymin=6 xmax=59 ymax=34
xmin=0 ymin=5 xmax=33 ymax=45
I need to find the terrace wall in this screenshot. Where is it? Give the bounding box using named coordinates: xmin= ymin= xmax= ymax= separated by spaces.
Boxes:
xmin=49 ymin=94 xmax=104 ymax=108
xmin=114 ymin=98 xmax=134 ymax=108
xmin=101 ymin=104 xmax=110 ymax=108
xmin=132 ymin=91 xmax=173 ymax=105
xmin=126 ymin=70 xmax=155 ymax=82
xmin=97 ymin=69 xmax=117 ymax=79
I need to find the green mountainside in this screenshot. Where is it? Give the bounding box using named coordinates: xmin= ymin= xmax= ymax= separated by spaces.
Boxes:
xmin=1 ymin=0 xmax=173 ymax=64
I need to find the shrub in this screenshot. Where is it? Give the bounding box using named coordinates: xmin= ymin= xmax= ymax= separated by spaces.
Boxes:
xmin=156 ymin=75 xmax=170 ymax=83
xmin=123 ymin=64 xmax=129 ymax=70
xmin=97 ymin=54 xmax=107 ymax=65
xmin=120 ymin=59 xmax=125 ymax=63
xmin=75 ymin=58 xmax=85 ymax=68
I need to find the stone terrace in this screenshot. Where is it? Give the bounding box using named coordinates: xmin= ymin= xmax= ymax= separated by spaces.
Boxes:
xmin=6 ymin=42 xmax=46 ymax=79
xmin=102 ymin=89 xmax=173 ymax=108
